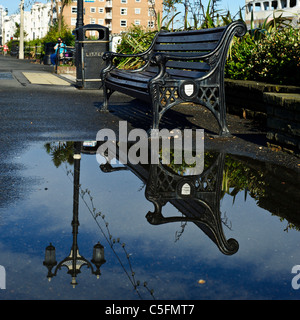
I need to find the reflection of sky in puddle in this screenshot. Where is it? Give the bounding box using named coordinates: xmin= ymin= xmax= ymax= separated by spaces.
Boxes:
xmin=0 ymin=142 xmax=299 ymax=300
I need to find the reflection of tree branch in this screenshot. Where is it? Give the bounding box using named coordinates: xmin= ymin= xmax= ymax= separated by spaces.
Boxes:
xmin=44 ymin=142 xmax=75 ymax=167
xmin=65 ymin=165 xmax=155 ymax=300
xmin=175 ymin=218 xmax=187 ymax=243
xmin=221 ymin=211 xmax=232 ymax=231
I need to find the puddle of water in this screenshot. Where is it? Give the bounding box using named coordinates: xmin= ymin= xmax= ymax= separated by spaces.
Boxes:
xmin=0 ymin=141 xmax=299 ymax=300
xmin=0 ymin=72 xmax=13 ymax=80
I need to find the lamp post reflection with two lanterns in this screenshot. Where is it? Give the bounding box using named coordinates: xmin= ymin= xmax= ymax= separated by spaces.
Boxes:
xmin=43 ymin=241 xmax=106 ymax=288
xmin=43 ymin=142 xmax=106 ymax=287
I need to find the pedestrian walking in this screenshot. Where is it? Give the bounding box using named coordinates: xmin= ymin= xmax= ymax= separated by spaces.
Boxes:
xmin=3 ymin=44 xmax=8 ymax=56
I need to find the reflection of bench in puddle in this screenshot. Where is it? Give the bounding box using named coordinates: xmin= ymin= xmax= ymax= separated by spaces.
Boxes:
xmin=100 ymin=149 xmax=239 ymax=256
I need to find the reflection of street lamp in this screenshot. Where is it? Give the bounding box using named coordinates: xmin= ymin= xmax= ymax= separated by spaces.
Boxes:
xmin=43 ymin=142 xmax=106 ymax=287
xmin=43 ymin=241 xmax=106 ymax=287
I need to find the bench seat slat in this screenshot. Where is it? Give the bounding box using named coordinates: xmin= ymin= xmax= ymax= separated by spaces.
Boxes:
xmin=165 ymin=61 xmax=210 ymax=72
xmin=106 ymin=78 xmax=148 ymax=91
xmin=107 ymin=74 xmax=149 ymax=90
xmin=110 ymin=69 xmax=150 ymax=83
xmin=156 ymin=31 xmax=224 ymax=44
xmin=110 ymin=68 xmax=207 ymax=83
xmin=154 ymin=42 xmax=217 ymax=52
xmin=158 ymin=26 xmax=226 ymax=36
xmin=166 ymin=69 xmax=207 ymax=79
xmin=152 ymin=51 xmax=210 ymax=58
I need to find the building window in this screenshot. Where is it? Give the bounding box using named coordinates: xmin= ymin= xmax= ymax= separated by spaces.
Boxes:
xmin=148 ymin=20 xmax=154 ymax=28
xmin=71 ymin=6 xmax=77 ymax=14
xmin=120 ymin=19 xmax=127 ymax=27
xmin=98 ymin=19 xmax=104 ymax=24
xmin=255 ymin=2 xmax=261 ymax=11
xmin=270 ymin=1 xmax=278 ymax=9
xmin=121 ymin=0 xmax=127 ymax=3
xmin=91 ymin=18 xmax=96 ymax=24
xmin=134 ymin=20 xmax=141 ymax=25
xmin=91 ymin=7 xmax=96 ymax=13
xmin=99 ymin=7 xmax=104 ymax=13
xmin=290 ymin=0 xmax=296 ymax=7
xmin=135 ymin=8 xmax=141 ymax=14
xmin=71 ymin=18 xmax=77 ymax=25
xmin=263 ymin=1 xmax=269 ymax=10
xmin=120 ymin=8 xmax=127 ymax=15
xmin=281 ymin=0 xmax=287 ymax=8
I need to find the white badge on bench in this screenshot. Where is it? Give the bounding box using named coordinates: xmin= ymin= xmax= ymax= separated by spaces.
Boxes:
xmin=184 ymin=84 xmax=194 ymax=97
xmin=181 ymin=183 xmax=191 ymax=195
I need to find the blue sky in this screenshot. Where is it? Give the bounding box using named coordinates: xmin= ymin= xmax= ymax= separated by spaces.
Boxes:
xmin=2 ymin=0 xmax=246 ymax=16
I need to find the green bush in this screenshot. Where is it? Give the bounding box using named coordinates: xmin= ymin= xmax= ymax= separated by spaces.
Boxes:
xmin=23 ymin=39 xmax=44 ymax=57
xmin=42 ymin=21 xmax=75 ymax=47
xmin=115 ymin=25 xmax=156 ymax=69
xmin=225 ymin=27 xmax=300 ymax=86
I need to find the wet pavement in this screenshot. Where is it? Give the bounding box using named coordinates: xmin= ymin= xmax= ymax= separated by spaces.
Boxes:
xmin=0 ymin=55 xmax=299 ymax=301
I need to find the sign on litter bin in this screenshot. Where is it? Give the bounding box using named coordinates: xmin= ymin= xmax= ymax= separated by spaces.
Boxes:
xmin=75 ymin=24 xmax=109 ymax=89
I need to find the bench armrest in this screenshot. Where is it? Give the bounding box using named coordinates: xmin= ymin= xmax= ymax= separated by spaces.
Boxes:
xmin=101 ymin=32 xmax=160 ymax=75
xmin=102 ymin=32 xmax=159 ymax=65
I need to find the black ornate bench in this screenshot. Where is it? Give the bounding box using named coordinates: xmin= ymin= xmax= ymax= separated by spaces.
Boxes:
xmin=100 ymin=21 xmax=246 ymax=136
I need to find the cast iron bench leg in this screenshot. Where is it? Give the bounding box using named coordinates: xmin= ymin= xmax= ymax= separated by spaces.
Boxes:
xmin=219 ymin=83 xmax=231 ymax=137
xmin=100 ymin=84 xmax=114 ymax=113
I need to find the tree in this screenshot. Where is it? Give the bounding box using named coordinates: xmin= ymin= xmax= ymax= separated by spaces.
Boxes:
xmin=163 ymin=0 xmax=182 ymax=30
xmin=53 ymin=0 xmax=72 ymax=33
xmin=163 ymin=0 xmax=222 ymax=30
xmin=43 ymin=20 xmax=75 ymax=46
xmin=13 ymin=22 xmax=28 ymax=39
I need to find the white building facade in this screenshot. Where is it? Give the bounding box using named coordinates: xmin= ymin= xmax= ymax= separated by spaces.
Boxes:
xmin=0 ymin=6 xmax=5 ymax=44
xmin=27 ymin=2 xmax=52 ymax=40
xmin=3 ymin=14 xmax=20 ymax=44
xmin=2 ymin=2 xmax=52 ymax=44
xmin=245 ymin=0 xmax=300 ymax=27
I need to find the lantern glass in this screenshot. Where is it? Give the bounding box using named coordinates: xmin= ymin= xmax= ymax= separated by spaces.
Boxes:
xmin=44 ymin=243 xmax=57 ymax=267
xmin=92 ymin=242 xmax=105 ymax=265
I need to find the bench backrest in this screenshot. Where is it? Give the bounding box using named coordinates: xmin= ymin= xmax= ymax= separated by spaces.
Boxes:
xmin=152 ymin=26 xmax=228 ymax=79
